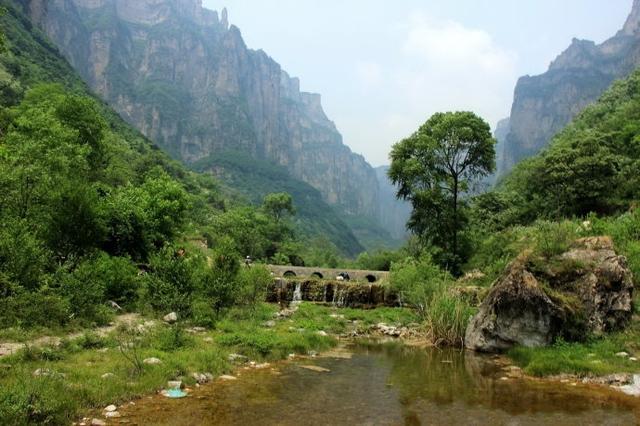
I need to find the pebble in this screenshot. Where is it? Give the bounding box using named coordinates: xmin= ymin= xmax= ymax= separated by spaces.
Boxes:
xmin=616 ymin=352 xmax=629 ymax=358
xmin=101 ymin=373 xmax=115 ymax=380
xmin=316 ymin=330 xmax=328 ymax=337
xmin=104 ymin=405 xmax=117 ymax=412
xmin=630 ymin=357 xmax=638 ymax=362
xmin=91 ymin=419 xmax=106 ymax=426
xmin=219 ymin=375 xmax=237 ymax=381
xmin=104 ymin=411 xmax=121 ymax=418
xmin=143 ymin=357 xmax=162 ymax=365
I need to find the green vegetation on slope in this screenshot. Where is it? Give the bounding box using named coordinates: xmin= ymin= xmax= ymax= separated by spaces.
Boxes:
xmin=193 ymin=150 xmax=365 ymax=256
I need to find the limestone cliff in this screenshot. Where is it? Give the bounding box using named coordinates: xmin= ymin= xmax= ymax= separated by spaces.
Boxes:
xmin=501 ymin=0 xmax=640 ymax=175
xmin=27 ymin=0 xmax=381 ymax=220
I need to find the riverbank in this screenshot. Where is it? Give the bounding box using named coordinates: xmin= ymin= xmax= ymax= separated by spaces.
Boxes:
xmin=0 ymin=303 xmax=420 ymax=424
xmin=2 ymin=300 xmax=639 ymax=424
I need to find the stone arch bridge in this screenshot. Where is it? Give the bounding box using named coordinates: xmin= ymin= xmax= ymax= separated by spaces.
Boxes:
xmin=267 ymin=265 xmax=389 ymax=283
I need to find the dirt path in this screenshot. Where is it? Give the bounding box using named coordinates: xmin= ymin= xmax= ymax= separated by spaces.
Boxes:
xmin=0 ymin=313 xmax=146 ymax=357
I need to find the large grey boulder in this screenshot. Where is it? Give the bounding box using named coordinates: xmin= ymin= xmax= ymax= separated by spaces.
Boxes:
xmin=465 ymin=237 xmax=634 ymax=352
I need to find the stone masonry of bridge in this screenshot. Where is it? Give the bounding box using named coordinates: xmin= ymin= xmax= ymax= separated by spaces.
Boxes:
xmin=267 ymin=265 xmax=389 ymax=283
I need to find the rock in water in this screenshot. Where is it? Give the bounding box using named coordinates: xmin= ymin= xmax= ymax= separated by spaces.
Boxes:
xmin=465 ymin=237 xmax=634 ymax=352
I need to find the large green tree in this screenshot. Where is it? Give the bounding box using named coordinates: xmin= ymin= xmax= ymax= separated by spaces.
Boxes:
xmin=389 ymin=111 xmax=495 ymax=272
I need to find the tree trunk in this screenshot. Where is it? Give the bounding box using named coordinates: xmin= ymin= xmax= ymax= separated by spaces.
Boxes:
xmin=453 ymin=176 xmax=459 ymax=265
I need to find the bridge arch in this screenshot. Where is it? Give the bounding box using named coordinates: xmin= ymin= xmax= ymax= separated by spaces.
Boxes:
xmin=365 ymin=274 xmax=377 ymax=283
xmin=283 ymin=271 xmax=297 ymax=278
xmin=311 ymin=271 xmax=324 ymax=279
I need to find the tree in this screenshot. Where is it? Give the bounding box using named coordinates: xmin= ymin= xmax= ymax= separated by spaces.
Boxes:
xmin=262 ymin=192 xmax=295 ymax=222
xmin=0 ymin=7 xmax=6 ymax=53
xmin=389 ymin=111 xmax=495 ymax=272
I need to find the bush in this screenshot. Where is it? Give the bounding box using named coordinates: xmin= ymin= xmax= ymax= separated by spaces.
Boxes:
xmin=89 ymin=253 xmax=139 ymax=307
xmin=198 ymin=239 xmax=241 ymax=318
xmin=390 ymin=256 xmax=474 ymax=346
xmin=0 ymin=218 xmax=50 ymax=291
xmin=0 ymin=291 xmax=70 ymax=328
xmin=236 ymin=265 xmax=271 ymax=309
xmin=142 ymin=247 xmax=202 ymax=316
xmin=390 ymin=256 xmax=451 ymax=318
xmin=57 ymin=261 xmax=112 ymax=326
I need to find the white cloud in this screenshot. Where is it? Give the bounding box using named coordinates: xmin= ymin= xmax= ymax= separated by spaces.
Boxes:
xmin=402 ymin=14 xmax=515 ymax=74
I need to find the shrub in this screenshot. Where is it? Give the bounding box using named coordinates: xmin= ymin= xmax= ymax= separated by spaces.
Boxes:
xmin=142 ymin=246 xmax=202 ymax=316
xmin=0 ymin=291 xmax=70 ymax=328
xmin=236 ymin=265 xmax=271 ymax=309
xmin=57 ymin=261 xmax=112 ymax=326
xmin=390 ymin=256 xmax=451 ymax=318
xmin=0 ymin=218 xmax=50 ymax=291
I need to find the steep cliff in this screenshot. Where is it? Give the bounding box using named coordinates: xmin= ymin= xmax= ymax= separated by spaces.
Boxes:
xmin=27 ymin=0 xmax=381 ymax=221
xmin=501 ymin=0 xmax=640 ymax=175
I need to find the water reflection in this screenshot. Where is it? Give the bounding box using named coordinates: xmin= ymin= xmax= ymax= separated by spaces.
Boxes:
xmin=115 ymin=342 xmax=640 ymax=425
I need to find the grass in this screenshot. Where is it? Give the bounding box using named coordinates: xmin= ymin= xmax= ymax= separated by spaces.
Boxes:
xmin=0 ymin=302 xmax=418 ymax=424
xmin=508 ymin=320 xmax=640 ymax=377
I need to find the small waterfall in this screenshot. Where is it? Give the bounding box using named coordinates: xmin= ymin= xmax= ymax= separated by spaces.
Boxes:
xmin=332 ymin=286 xmax=346 ymax=308
xmin=322 ymin=285 xmax=328 ymax=303
xmin=292 ymin=282 xmax=302 ymax=305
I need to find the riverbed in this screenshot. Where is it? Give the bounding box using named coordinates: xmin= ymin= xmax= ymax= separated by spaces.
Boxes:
xmin=112 ymin=342 xmax=640 ymax=425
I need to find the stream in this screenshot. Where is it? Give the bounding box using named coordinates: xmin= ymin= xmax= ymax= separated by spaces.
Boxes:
xmin=113 ymin=342 xmax=640 ymax=425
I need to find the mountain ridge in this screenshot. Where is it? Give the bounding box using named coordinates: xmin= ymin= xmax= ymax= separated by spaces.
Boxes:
xmin=25 ymin=0 xmax=385 ymax=224
xmin=498 ymin=0 xmax=640 ymax=176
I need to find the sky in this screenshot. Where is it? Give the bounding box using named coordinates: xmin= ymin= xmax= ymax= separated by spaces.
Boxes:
xmin=202 ymin=0 xmax=632 ymax=166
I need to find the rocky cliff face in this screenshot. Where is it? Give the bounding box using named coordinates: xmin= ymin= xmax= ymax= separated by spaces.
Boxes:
xmin=27 ymin=0 xmax=380 ymax=219
xmin=501 ymin=0 xmax=640 ymax=175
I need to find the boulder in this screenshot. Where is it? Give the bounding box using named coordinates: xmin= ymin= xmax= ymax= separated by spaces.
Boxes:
xmin=163 ymin=312 xmax=178 ymax=323
xmin=465 ymin=237 xmax=634 ymax=352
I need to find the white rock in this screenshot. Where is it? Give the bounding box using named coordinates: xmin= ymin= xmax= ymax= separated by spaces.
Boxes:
xmin=630 ymin=357 xmax=638 ymax=362
xmin=616 ymin=352 xmax=629 ymax=358
xmin=101 ymin=373 xmax=114 ymax=379
xmin=219 ymin=375 xmax=237 ymax=381
xmin=104 ymin=411 xmax=121 ymax=418
xmin=91 ymin=419 xmax=106 ymax=426
xmin=163 ymin=312 xmax=178 ymax=323
xmin=316 ymin=330 xmax=328 ymax=337
xmin=143 ymin=357 xmax=162 ymax=365
xmin=104 ymin=404 xmax=117 ymax=412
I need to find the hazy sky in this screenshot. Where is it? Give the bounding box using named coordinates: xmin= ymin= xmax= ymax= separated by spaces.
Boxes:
xmin=202 ymin=0 xmax=632 ymax=166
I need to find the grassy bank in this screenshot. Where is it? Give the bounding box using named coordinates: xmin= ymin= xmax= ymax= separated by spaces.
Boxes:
xmin=0 ymin=303 xmax=418 ymax=425
xmin=507 ymin=319 xmax=640 ymax=377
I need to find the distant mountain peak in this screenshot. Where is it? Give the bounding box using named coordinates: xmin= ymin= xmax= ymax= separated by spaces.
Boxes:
xmin=622 ymin=0 xmax=640 ymax=36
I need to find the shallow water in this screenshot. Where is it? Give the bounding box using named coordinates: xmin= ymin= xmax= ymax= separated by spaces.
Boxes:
xmin=115 ymin=342 xmax=640 ymax=425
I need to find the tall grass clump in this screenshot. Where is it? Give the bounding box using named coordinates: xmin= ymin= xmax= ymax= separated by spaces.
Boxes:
xmin=390 ymin=256 xmax=474 ymax=346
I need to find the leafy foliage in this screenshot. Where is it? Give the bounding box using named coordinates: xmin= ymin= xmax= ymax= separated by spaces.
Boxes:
xmin=389 ymin=112 xmax=495 ymax=273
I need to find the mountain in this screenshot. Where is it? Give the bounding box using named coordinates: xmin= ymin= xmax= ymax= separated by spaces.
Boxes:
xmin=24 ymin=0 xmax=383 ymax=227
xmin=1 ymin=0 xmax=368 ymax=256
xmin=500 ymin=0 xmax=640 ymax=175
xmin=375 ymin=166 xmax=410 ymax=241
